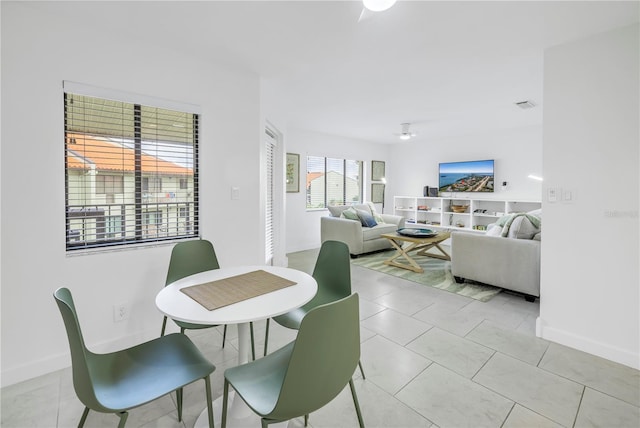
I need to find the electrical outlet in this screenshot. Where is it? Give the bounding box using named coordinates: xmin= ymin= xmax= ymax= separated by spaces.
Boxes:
xmin=113 ymin=302 xmax=130 ymax=322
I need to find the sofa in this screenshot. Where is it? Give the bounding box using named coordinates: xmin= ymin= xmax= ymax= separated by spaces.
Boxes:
xmin=321 ymin=203 xmax=405 ymax=257
xmin=451 ymin=210 xmax=541 ymax=301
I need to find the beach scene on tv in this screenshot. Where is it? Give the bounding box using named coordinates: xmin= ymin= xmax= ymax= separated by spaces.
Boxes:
xmin=439 ymin=160 xmax=495 ymax=192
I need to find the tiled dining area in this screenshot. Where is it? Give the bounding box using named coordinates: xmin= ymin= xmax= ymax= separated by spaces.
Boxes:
xmin=2 ymin=247 xmax=639 ymax=428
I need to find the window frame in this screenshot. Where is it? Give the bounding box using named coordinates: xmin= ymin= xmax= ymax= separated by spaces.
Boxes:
xmin=63 ymin=81 xmax=201 ymax=252
xmin=305 ymin=156 xmax=363 ymax=210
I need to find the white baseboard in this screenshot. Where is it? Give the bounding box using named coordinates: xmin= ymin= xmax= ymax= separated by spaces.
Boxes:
xmin=1 ymin=352 xmax=71 ymax=388
xmin=537 ymin=317 xmax=639 ymax=370
xmin=1 ymin=328 xmax=158 ymax=388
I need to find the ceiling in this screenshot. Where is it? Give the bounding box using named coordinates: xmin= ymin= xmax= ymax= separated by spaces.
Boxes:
xmin=46 ymin=0 xmax=640 ymax=144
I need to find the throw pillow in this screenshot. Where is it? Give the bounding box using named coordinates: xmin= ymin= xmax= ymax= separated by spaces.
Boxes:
xmin=485 ymin=224 xmax=503 ymax=236
xmin=327 ymin=205 xmax=348 ymax=217
xmin=340 ymin=207 xmax=360 ymax=221
xmin=366 ymin=202 xmax=385 ymax=224
xmin=355 ymin=209 xmax=378 ymax=228
xmin=507 ymin=216 xmax=540 ymax=239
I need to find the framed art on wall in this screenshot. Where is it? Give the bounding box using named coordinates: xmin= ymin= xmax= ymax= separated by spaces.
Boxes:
xmin=286 ymin=153 xmax=300 ymax=193
xmin=371 ymin=183 xmax=385 ymax=204
xmin=371 ymin=160 xmax=385 ymax=181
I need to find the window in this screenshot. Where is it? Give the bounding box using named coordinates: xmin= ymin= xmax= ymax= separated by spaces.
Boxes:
xmin=106 ymin=215 xmax=124 ymax=238
xmin=142 ymin=176 xmax=162 ymax=192
xmin=265 ymin=128 xmax=276 ymax=265
xmin=64 ymin=84 xmax=199 ymax=251
xmin=96 ymin=175 xmax=124 ymax=195
xmin=306 ymin=156 xmax=362 ymax=209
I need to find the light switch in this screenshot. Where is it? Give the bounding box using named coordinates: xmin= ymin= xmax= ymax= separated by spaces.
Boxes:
xmin=231 ymin=186 xmax=240 ymax=200
xmin=547 ymin=188 xmax=558 ymax=203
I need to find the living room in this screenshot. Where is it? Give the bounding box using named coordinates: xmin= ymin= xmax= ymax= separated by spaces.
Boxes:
xmin=1 ymin=1 xmax=638 ymax=424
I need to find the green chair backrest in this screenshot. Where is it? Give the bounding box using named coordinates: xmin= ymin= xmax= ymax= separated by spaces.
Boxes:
xmin=305 ymin=240 xmax=351 ymax=309
xmin=271 ymin=293 xmax=360 ymax=420
xmin=53 ymin=288 xmax=107 ymax=413
xmin=166 ymin=239 xmax=220 ymax=286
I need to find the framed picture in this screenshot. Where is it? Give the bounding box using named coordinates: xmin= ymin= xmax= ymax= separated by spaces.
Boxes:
xmin=371 ymin=183 xmax=385 ymax=204
xmin=286 ymin=153 xmax=300 ymax=193
xmin=371 ymin=160 xmax=385 ymax=181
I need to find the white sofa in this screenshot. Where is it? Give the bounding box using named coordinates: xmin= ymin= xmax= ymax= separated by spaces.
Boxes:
xmin=451 ymin=211 xmax=541 ymax=301
xmin=320 ymin=203 xmax=405 ymax=257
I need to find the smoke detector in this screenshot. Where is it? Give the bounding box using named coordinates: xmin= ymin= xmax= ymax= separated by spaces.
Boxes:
xmin=515 ymin=100 xmax=536 ymax=109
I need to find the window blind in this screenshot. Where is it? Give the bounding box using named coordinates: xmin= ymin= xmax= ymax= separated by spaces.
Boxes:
xmin=306 ymin=156 xmax=362 ymax=209
xmin=64 ymin=91 xmax=199 ymax=250
xmin=265 ymin=129 xmax=276 ymax=265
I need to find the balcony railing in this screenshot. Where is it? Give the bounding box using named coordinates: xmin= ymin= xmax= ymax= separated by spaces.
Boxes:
xmin=66 ymin=201 xmax=198 ymax=250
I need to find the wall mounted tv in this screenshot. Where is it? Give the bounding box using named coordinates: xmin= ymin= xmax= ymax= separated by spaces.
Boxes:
xmin=439 ymin=159 xmax=495 ymax=193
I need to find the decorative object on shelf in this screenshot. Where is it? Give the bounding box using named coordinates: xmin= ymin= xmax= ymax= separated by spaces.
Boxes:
xmin=371 ymin=182 xmax=385 ymax=204
xmin=417 ymin=205 xmax=429 ymax=211
xmin=450 ymin=204 xmax=469 ymax=213
xmin=371 ymin=160 xmax=385 ymax=181
xmin=392 ymin=196 xmax=541 ymax=233
xmin=286 ymin=153 xmax=299 ymax=193
xmin=396 ymin=228 xmax=438 ymax=238
xmin=455 ymin=221 xmax=465 ymax=227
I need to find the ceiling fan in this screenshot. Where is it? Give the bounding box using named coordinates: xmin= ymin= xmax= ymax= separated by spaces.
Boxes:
xmin=358 ymin=0 xmax=397 ymax=23
xmin=394 ymin=123 xmax=417 ymax=140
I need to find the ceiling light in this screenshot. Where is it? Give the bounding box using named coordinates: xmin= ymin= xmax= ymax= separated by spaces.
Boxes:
xmin=363 ymin=0 xmax=397 ymax=12
xmin=528 ymin=174 xmax=544 ymax=181
xmin=396 ymin=122 xmax=416 ymax=140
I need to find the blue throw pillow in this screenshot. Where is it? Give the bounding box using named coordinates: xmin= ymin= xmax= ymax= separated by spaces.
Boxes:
xmin=356 ymin=209 xmax=378 ymax=228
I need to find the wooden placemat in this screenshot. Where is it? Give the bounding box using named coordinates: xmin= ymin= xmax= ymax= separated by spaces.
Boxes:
xmin=180 ymin=270 xmax=297 ymax=311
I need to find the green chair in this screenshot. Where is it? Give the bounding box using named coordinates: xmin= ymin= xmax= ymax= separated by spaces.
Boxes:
xmin=54 ymin=287 xmax=215 ymax=428
xmin=263 ymin=240 xmax=365 ymax=377
xmin=222 ymin=293 xmax=365 ymax=428
xmin=161 ymin=239 xmax=256 ymax=360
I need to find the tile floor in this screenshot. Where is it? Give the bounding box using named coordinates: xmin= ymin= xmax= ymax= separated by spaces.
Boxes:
xmin=2 ymin=247 xmax=639 ymax=428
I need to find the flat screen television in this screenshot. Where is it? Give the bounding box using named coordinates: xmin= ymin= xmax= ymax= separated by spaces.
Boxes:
xmin=439 ymin=159 xmax=494 ymax=193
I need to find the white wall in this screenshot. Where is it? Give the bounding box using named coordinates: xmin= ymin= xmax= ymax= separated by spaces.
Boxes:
xmin=285 ymin=128 xmax=390 ymax=252
xmin=386 ymin=125 xmax=543 ymax=202
xmin=1 ymin=2 xmax=263 ymax=386
xmin=539 ymin=24 xmax=639 ymax=369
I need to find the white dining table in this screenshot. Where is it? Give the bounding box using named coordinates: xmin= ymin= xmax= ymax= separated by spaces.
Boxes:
xmin=155 ymin=265 xmax=317 ymax=428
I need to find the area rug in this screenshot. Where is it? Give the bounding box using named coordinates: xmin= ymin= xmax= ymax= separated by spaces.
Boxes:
xmin=351 ymin=250 xmax=501 ymax=302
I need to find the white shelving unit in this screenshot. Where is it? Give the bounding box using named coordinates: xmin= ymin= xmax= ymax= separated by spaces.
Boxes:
xmin=393 ymin=196 xmax=541 ymax=233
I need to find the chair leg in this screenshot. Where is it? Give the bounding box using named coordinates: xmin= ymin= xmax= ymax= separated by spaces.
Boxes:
xmin=222 ymin=324 xmax=227 ymax=348
xmin=116 ymin=411 xmax=128 ymax=428
xmin=177 ymin=387 xmax=183 ymax=421
xmin=161 ymin=316 xmax=167 ymax=337
xmin=78 ymin=406 xmax=90 ymax=427
xmin=349 ymin=378 xmax=365 ymax=428
xmin=263 ymin=318 xmax=270 ymax=356
xmin=359 ymin=360 xmax=366 ymax=379
xmin=221 ymin=379 xmax=230 ymax=428
xmin=205 ymin=376 xmax=214 ymax=428
xmin=304 ymin=414 xmax=309 ymax=426
xmin=250 ymin=322 xmax=256 ymax=360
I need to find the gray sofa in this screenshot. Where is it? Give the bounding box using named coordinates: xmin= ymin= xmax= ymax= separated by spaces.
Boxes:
xmin=321 ymin=203 xmax=405 ymax=257
xmin=451 ymin=211 xmax=541 ymax=301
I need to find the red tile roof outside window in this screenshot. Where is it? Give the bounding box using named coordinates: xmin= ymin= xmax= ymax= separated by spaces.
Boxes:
xmin=66 ymin=133 xmax=192 ymax=175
